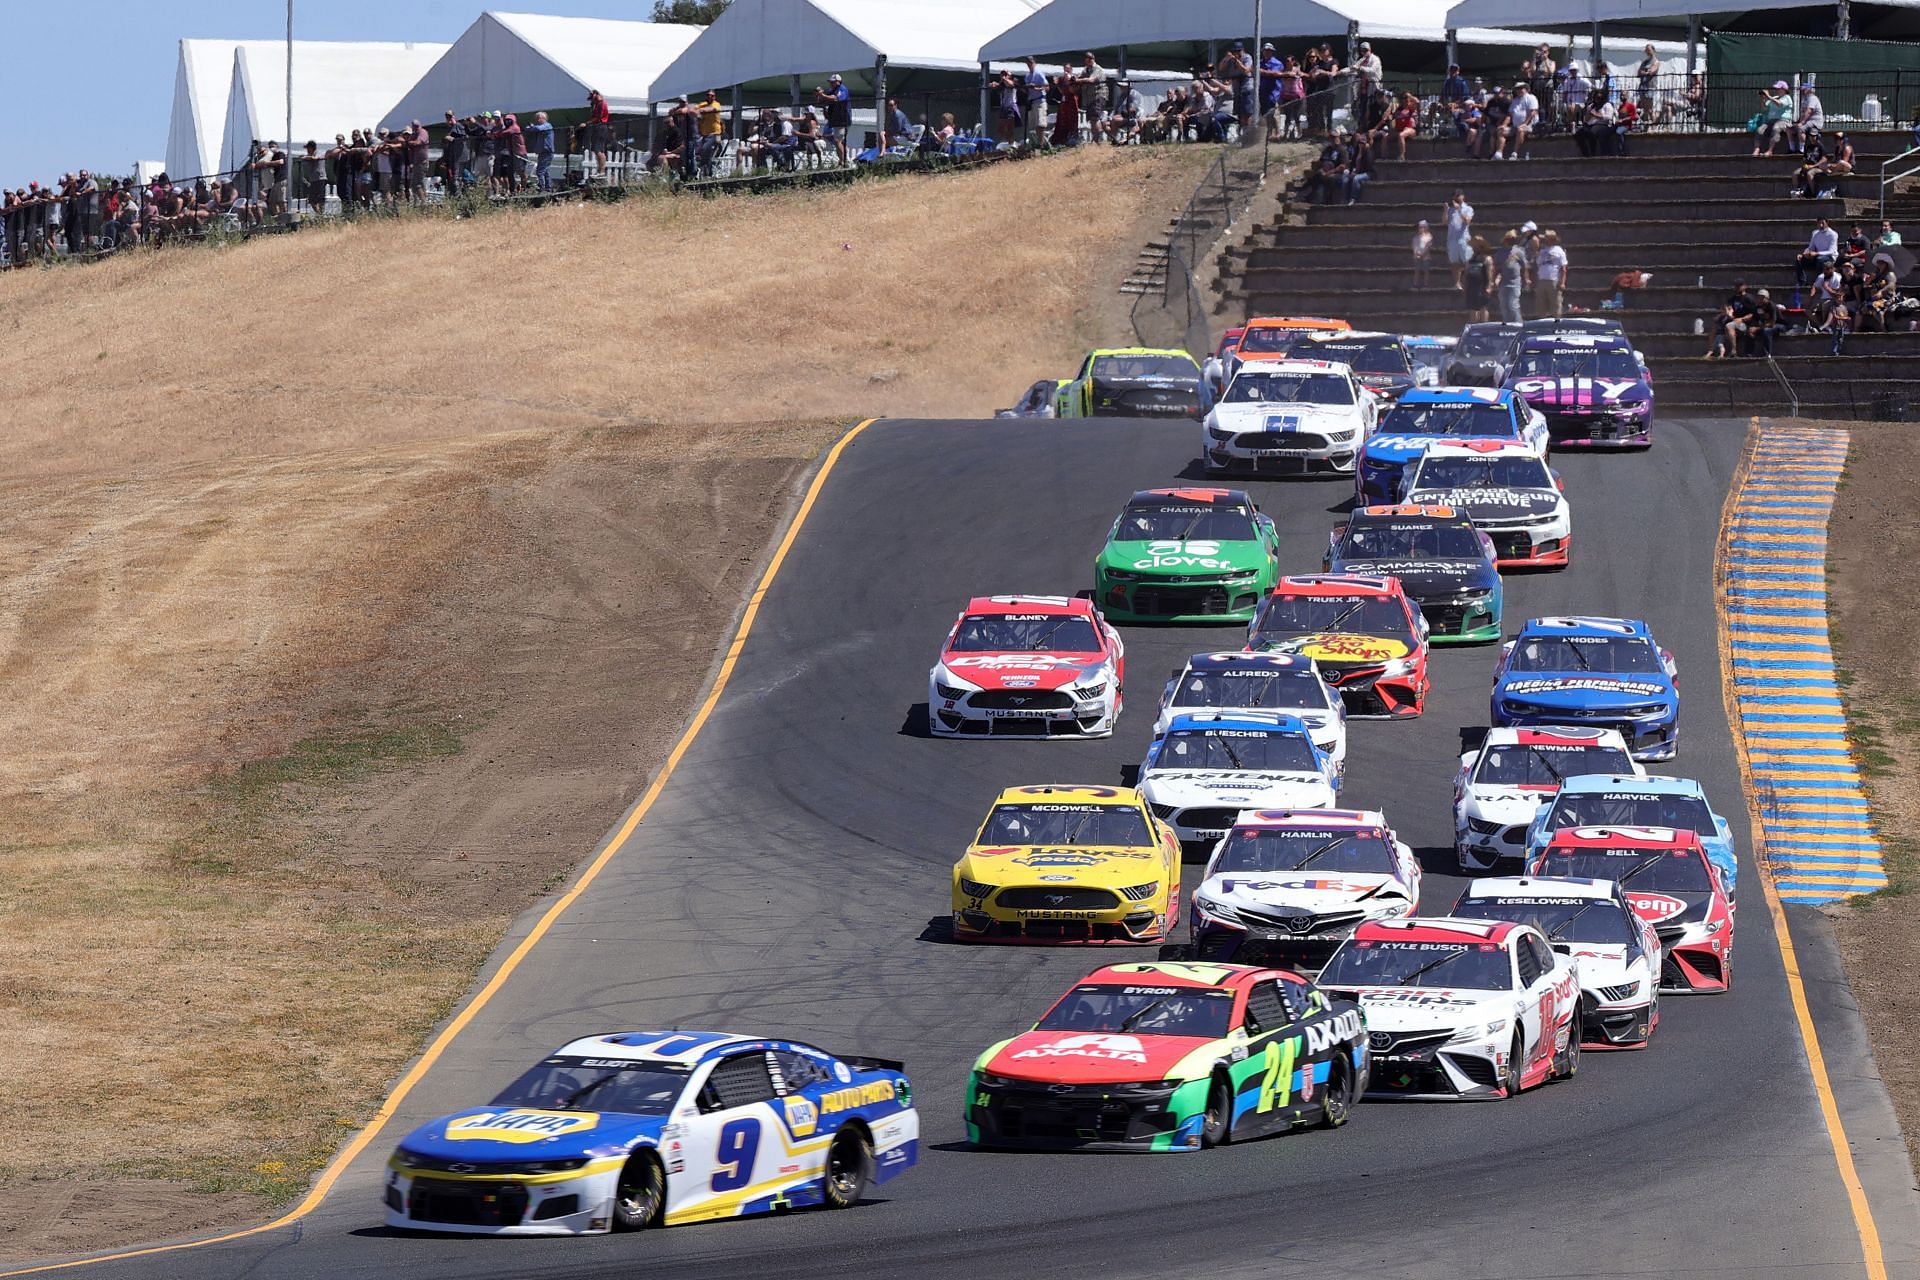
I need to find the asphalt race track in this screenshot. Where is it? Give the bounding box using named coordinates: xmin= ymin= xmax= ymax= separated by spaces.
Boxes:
xmin=60 ymin=418 xmax=1920 ymax=1280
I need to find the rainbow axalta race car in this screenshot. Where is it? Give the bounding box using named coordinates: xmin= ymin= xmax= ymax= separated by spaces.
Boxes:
xmin=1156 ymin=651 xmax=1347 ymax=775
xmin=1190 ymin=807 xmax=1421 ymax=969
xmin=1450 ymin=876 xmax=1663 ymax=1049
xmin=1400 ymin=440 xmax=1571 ymax=569
xmin=965 ymin=960 xmax=1368 ymax=1151
xmin=383 ymin=1032 xmax=917 ymax=1235
xmin=1492 ymin=616 xmax=1679 ymax=761
xmin=1454 ymin=726 xmax=1641 ymax=872
xmin=1094 ymin=488 xmax=1281 ymax=623
xmin=1057 ymin=348 xmax=1208 ymax=419
xmin=951 ymin=785 xmax=1181 ymax=944
xmin=1246 ymin=574 xmax=1431 ymax=718
xmin=1504 ymin=333 xmax=1654 ymax=448
xmin=1138 ymin=712 xmax=1338 ymax=847
xmin=1529 ymin=825 xmax=1734 ymax=993
xmin=928 ymin=595 xmax=1124 ymax=738
xmin=1354 ymin=386 xmax=1548 ymax=504
xmin=1324 ymin=503 xmax=1502 ymax=644
xmin=1524 ymin=774 xmax=1738 ymax=904
xmin=1318 ymin=917 xmax=1582 ymax=1100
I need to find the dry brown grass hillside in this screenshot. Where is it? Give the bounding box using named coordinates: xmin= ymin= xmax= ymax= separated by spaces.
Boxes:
xmin=0 ymin=144 xmax=1217 ymax=1261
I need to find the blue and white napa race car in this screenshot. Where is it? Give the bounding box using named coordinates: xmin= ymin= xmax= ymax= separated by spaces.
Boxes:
xmin=384 ymin=1031 xmax=918 ymax=1236
xmin=1201 ymin=358 xmax=1376 ymax=477
xmin=1139 ymin=711 xmax=1338 ymax=847
xmin=1523 ymin=773 xmax=1739 ymax=904
xmin=1355 ymin=386 xmax=1549 ymax=503
xmin=1491 ymin=616 xmax=1679 ymax=761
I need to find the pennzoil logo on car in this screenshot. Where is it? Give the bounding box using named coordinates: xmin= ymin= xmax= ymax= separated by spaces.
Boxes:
xmin=442 ymin=1109 xmax=599 ymax=1143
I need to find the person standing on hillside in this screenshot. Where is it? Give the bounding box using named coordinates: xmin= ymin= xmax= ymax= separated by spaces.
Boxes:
xmin=586 ymin=88 xmax=612 ymax=179
xmin=527 ymin=111 xmax=556 ymax=191
xmin=1023 ymin=56 xmax=1050 ymax=146
xmin=1463 ymin=235 xmax=1492 ymax=322
xmin=1305 ymin=44 xmax=1339 ymax=134
xmin=1075 ymin=52 xmax=1110 ymax=143
xmin=993 ymin=69 xmax=1021 ymax=145
xmin=1535 ymin=230 xmax=1567 ymax=318
xmin=439 ymin=113 xmax=466 ymax=192
xmin=1412 ymin=219 xmax=1433 ymax=287
xmin=1354 ymin=41 xmax=1383 ymax=97
xmin=1446 ymin=190 xmax=1474 ymax=289
xmin=1496 ymin=230 xmax=1528 ymax=322
xmin=1218 ymin=41 xmax=1255 ymax=136
xmin=815 ymin=73 xmax=852 ymax=164
xmin=696 ymin=90 xmax=727 ymax=174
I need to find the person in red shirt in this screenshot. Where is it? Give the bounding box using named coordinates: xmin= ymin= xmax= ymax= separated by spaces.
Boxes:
xmin=587 ymin=88 xmax=611 ymax=179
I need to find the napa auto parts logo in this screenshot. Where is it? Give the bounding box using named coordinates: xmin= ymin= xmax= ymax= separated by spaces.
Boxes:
xmin=1132 ymin=540 xmax=1234 ymax=570
xmin=443 ymin=1110 xmax=599 ymax=1144
xmin=1012 ymin=1034 xmax=1149 ymax=1065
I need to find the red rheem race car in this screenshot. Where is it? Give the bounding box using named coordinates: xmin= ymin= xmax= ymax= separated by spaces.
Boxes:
xmin=929 ymin=595 xmax=1125 ymax=738
xmin=1244 ymin=574 xmax=1431 ymax=718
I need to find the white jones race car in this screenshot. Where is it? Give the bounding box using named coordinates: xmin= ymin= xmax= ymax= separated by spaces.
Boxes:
xmin=1156 ymin=651 xmax=1347 ymax=775
xmin=1455 ymin=726 xmax=1640 ymax=872
xmin=1202 ymin=359 xmax=1376 ymax=477
xmin=1140 ymin=712 xmax=1338 ymax=846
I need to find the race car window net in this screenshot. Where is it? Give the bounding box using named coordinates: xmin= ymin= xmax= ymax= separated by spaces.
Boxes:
xmin=1178 ymin=670 xmax=1332 ymax=713
xmin=490 ymin=1059 xmax=690 ymax=1115
xmin=1156 ymin=728 xmax=1319 ymax=773
xmin=1409 ymin=456 xmax=1552 ymax=491
xmin=1320 ymin=940 xmax=1516 ymax=991
xmin=1237 ymin=326 xmax=1317 ymax=353
xmin=1243 ymin=981 xmax=1288 ymax=1035
xmin=1037 ymin=985 xmax=1234 ymax=1039
xmin=1091 ymin=354 xmax=1196 ymax=380
xmin=1339 ymin=522 xmax=1485 ymax=561
xmin=1379 ymin=402 xmax=1517 ymax=439
xmin=1286 ymin=337 xmax=1412 ymax=374
xmin=1451 ymin=898 xmax=1633 ymax=945
xmin=1458 ymin=325 xmax=1520 ymax=357
xmin=949 ymin=615 xmax=1101 ymax=653
xmin=980 ymin=804 xmax=1153 ymax=847
xmin=700 ymin=1052 xmax=779 ymax=1112
xmin=1213 ymin=829 xmax=1396 ymax=875
xmin=1278 ymin=978 xmax=1315 ymax=1022
xmin=1544 ymin=793 xmax=1713 ymax=836
xmin=771 ymin=1050 xmax=835 ymax=1091
xmin=1539 ymin=848 xmax=1716 ymax=893
xmin=1474 ymin=743 xmax=1633 ymax=785
xmin=1512 ymin=348 xmax=1639 ymax=379
xmin=1121 ymin=509 xmax=1258 ymax=542
xmin=1222 ymin=372 xmax=1354 ymax=405
xmin=1251 ymin=596 xmax=1414 ymax=645
xmin=1506 ymin=635 xmax=1662 ymax=674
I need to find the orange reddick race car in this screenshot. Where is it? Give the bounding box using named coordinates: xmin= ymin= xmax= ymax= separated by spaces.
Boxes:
xmin=1244 ymin=574 xmax=1431 ymax=718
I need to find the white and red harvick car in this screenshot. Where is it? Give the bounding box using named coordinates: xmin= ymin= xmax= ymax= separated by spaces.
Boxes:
xmin=1454 ymin=726 xmax=1640 ymax=872
xmin=1189 ymin=808 xmax=1420 ymax=970
xmin=1450 ymin=877 xmax=1661 ymax=1050
xmin=1529 ymin=825 xmax=1733 ymax=994
xmin=1318 ymin=917 xmax=1582 ymax=1099
xmin=930 ymin=596 xmax=1123 ymax=738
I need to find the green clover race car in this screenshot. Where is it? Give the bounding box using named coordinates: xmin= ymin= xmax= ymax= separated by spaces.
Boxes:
xmin=1056 ymin=348 xmax=1208 ymax=419
xmin=1095 ymin=487 xmax=1280 ymax=623
xmin=966 ymin=961 xmax=1369 ymax=1152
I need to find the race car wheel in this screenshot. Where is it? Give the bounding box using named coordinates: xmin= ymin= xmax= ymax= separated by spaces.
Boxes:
xmin=611 ymin=1152 xmax=665 ymax=1231
xmin=822 ymin=1126 xmax=871 ymax=1210
xmin=1319 ymin=1056 xmax=1354 ymax=1129
xmin=1499 ymin=1031 xmax=1524 ymax=1099
xmin=1555 ymin=1017 xmax=1580 ymax=1080
xmin=1201 ymin=1076 xmax=1233 ymax=1147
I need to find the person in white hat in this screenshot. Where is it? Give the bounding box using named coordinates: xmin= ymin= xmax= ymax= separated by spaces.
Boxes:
xmin=1754 ymin=80 xmax=1792 ymax=155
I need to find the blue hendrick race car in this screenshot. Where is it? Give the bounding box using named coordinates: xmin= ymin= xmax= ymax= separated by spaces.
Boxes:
xmin=1354 ymin=387 xmax=1550 ymax=503
xmin=1523 ymin=773 xmax=1738 ymax=903
xmin=384 ymin=1031 xmax=918 ymax=1236
xmin=1492 ymin=616 xmax=1679 ymax=761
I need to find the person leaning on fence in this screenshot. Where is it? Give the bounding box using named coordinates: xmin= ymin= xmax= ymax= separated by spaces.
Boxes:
xmin=1075 ymin=52 xmax=1110 ymax=143
xmin=527 ymin=112 xmax=556 ymax=191
xmin=1022 ymin=57 xmax=1050 ymax=147
xmin=1305 ymin=44 xmax=1338 ymax=133
xmin=695 ymin=90 xmax=727 ymax=174
xmin=815 ymin=74 xmax=853 ymax=163
xmin=439 ymin=113 xmax=465 ymax=191
xmin=406 ymin=121 xmax=430 ymax=201
xmin=298 ymin=142 xmax=326 ymax=214
xmin=1274 ymin=56 xmax=1306 ymax=138
xmin=1216 ymin=41 xmax=1255 ymax=136
xmin=586 ymin=88 xmax=612 ymax=178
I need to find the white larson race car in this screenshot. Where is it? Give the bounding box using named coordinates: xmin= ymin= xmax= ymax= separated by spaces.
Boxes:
xmin=1139 ymin=712 xmax=1337 ymax=847
xmin=1156 ymin=651 xmax=1347 ymax=776
xmin=1189 ymin=807 xmax=1420 ymax=970
xmin=1450 ymin=876 xmax=1662 ymax=1050
xmin=1201 ymin=358 xmax=1376 ymax=478
xmin=929 ymin=595 xmax=1123 ymax=738
xmin=1454 ymin=726 xmax=1641 ymax=872
xmin=1318 ymin=917 xmax=1582 ymax=1100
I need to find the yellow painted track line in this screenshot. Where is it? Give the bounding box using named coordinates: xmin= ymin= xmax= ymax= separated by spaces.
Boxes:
xmin=0 ymin=417 xmax=881 ymax=1279
xmin=1717 ymin=419 xmax=1888 ymax=1280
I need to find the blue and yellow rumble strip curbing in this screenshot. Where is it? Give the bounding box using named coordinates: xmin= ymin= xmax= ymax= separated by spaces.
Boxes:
xmin=1722 ymin=425 xmax=1886 ymax=903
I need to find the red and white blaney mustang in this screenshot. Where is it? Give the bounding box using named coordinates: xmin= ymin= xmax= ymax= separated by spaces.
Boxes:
xmin=1529 ymin=825 xmax=1733 ymax=994
xmin=1317 ymin=917 xmax=1582 ymax=1100
xmin=929 ymin=596 xmax=1124 ymax=738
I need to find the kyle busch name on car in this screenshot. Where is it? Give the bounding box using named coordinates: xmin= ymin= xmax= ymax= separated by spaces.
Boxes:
xmin=1306 ymin=1009 xmax=1365 ymax=1054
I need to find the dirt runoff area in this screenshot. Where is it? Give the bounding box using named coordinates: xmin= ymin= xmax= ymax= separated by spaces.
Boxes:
xmin=1824 ymin=421 xmax=1920 ymax=1176
xmin=0 ymin=145 xmax=1218 ymax=1259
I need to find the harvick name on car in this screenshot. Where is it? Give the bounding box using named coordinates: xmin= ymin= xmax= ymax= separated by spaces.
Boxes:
xmin=1504 ymin=333 xmax=1654 ymax=449
xmin=1094 ymin=488 xmax=1281 ymax=623
xmin=1202 ymin=359 xmax=1374 ymax=477
xmin=965 ymin=961 xmax=1368 ymax=1151
xmin=1454 ymin=726 xmax=1641 ymax=872
xmin=1139 ymin=713 xmax=1338 ymax=847
xmin=1525 ymin=773 xmax=1738 ymax=903
xmin=1492 ymin=616 xmax=1679 ymax=761
xmin=1156 ymin=651 xmax=1347 ymax=774
xmin=1400 ymin=439 xmax=1571 ymax=569
xmin=1354 ymin=386 xmax=1547 ymax=504
xmin=929 ymin=595 xmax=1124 ymax=738
xmin=1325 ymin=503 xmax=1502 ymax=644
xmin=1056 ymin=348 xmax=1209 ymax=420
xmin=1246 ymin=574 xmax=1432 ymax=718
xmin=384 ymin=1032 xmax=917 ymax=1235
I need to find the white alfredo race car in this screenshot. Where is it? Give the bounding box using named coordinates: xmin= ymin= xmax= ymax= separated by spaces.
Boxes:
xmin=1189 ymin=807 xmax=1420 ymax=970
xmin=1201 ymin=359 xmax=1376 ymax=478
xmin=1454 ymin=726 xmax=1640 ymax=872
xmin=1139 ymin=712 xmax=1337 ymax=847
xmin=1450 ymin=876 xmax=1662 ymax=1049
xmin=1156 ymin=651 xmax=1347 ymax=776
xmin=1318 ymin=917 xmax=1582 ymax=1100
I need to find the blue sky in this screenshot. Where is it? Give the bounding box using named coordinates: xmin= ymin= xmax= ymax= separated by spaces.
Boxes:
xmin=0 ymin=2 xmax=656 ymax=190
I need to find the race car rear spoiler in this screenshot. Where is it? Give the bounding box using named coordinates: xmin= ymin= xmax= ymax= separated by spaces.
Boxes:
xmin=841 ymin=1054 xmax=906 ymax=1073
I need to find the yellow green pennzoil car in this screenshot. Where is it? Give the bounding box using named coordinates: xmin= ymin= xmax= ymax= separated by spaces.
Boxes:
xmin=1055 ymin=348 xmax=1209 ymax=419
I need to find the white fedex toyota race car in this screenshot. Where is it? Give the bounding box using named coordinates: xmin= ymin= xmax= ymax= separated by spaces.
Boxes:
xmin=1450 ymin=877 xmax=1661 ymax=1049
xmin=1156 ymin=651 xmax=1347 ymax=775
xmin=1318 ymin=917 xmax=1582 ymax=1100
xmin=1190 ymin=807 xmax=1420 ymax=969
xmin=929 ymin=595 xmax=1123 ymax=738
xmin=1202 ymin=359 xmax=1376 ymax=477
xmin=1454 ymin=726 xmax=1640 ymax=872
xmin=1140 ymin=712 xmax=1337 ymax=847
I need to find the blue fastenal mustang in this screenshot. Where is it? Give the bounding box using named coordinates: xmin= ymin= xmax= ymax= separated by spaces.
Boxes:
xmin=1354 ymin=387 xmax=1550 ymax=504
xmin=384 ymin=1031 xmax=918 ymax=1236
xmin=1523 ymin=773 xmax=1738 ymax=903
xmin=1492 ymin=616 xmax=1680 ymax=761
xmin=1138 ymin=711 xmax=1339 ymax=846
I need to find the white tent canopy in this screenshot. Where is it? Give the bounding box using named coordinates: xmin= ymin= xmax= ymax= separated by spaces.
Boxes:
xmin=651 ymin=0 xmax=1047 ymax=101
xmin=219 ymin=40 xmax=449 ymax=174
xmin=1443 ymin=0 xmax=1871 ymax=28
xmin=166 ymin=39 xmax=281 ymax=180
xmin=382 ymin=13 xmax=705 ymax=129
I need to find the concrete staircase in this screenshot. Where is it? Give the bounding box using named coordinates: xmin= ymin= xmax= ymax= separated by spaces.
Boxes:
xmin=1215 ymin=130 xmax=1920 ymax=418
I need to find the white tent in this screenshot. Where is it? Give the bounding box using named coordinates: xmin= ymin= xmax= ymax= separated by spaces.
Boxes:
xmin=382 ymin=12 xmax=705 ymax=129
xmin=1443 ymin=0 xmax=1867 ymax=28
xmin=165 ymin=39 xmax=281 ymax=180
xmin=219 ymin=40 xmax=450 ymax=174
xmin=650 ymin=0 xmax=1048 ymax=100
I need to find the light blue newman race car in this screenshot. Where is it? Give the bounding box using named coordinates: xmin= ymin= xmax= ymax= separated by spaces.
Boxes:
xmin=1523 ymin=773 xmax=1738 ymax=903
xmin=1355 ymin=386 xmax=1549 ymax=503
xmin=384 ymin=1031 xmax=918 ymax=1236
xmin=1491 ymin=616 xmax=1679 ymax=761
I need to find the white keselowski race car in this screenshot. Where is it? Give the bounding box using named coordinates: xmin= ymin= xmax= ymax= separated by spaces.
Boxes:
xmin=1156 ymin=651 xmax=1347 ymax=776
xmin=929 ymin=595 xmax=1123 ymax=738
xmin=1202 ymin=359 xmax=1375 ymax=477
xmin=1140 ymin=712 xmax=1338 ymax=847
xmin=1318 ymin=917 xmax=1582 ymax=1100
xmin=1190 ymin=807 xmax=1420 ymax=969
xmin=1449 ymin=877 xmax=1661 ymax=1049
xmin=1454 ymin=726 xmax=1641 ymax=872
